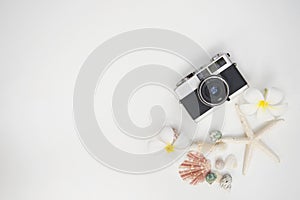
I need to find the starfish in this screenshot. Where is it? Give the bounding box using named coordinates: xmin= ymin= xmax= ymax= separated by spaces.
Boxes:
xmin=220 ymin=104 xmax=284 ymax=175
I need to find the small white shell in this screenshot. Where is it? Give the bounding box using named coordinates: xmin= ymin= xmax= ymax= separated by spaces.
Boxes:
xmin=215 ymin=171 xmax=223 ymax=183
xmin=215 ymin=142 xmax=228 ymax=151
xmin=225 ymin=154 xmax=238 ymax=169
xmin=196 ymin=143 xmax=214 ymax=154
xmin=215 ymin=158 xmax=225 ymax=170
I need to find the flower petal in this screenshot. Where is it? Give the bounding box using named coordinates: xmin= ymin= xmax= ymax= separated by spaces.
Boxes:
xmin=240 ymin=104 xmax=258 ymax=115
xmin=158 ymin=126 xmax=175 ymax=144
xmin=256 ymin=108 xmax=274 ymax=121
xmin=174 ymin=133 xmax=191 ymax=149
xmin=243 ymin=88 xmax=264 ymax=103
xmin=147 ymin=139 xmax=165 ymax=152
xmin=269 ymin=103 xmax=288 ymax=117
xmin=265 ymin=88 xmax=284 ymax=105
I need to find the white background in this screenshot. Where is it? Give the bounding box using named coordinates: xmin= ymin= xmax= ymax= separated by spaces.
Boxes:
xmin=1 ymin=0 xmax=300 ymax=199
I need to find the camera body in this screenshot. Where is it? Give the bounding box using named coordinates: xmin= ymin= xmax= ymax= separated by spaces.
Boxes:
xmin=175 ymin=53 xmax=248 ymax=122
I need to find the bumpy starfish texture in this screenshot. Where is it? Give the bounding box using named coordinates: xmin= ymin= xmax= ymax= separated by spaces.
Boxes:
xmin=220 ymin=104 xmax=284 ymax=175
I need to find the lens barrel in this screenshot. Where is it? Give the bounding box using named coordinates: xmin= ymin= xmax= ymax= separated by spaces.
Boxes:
xmin=198 ymin=76 xmax=229 ymax=107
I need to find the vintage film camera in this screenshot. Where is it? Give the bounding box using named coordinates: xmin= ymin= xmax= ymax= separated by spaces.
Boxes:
xmin=175 ymin=53 xmax=248 ymax=122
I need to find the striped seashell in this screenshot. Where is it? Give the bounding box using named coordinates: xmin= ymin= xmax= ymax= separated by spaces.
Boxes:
xmin=179 ymin=151 xmax=211 ymax=185
xmin=220 ymin=174 xmax=232 ymax=190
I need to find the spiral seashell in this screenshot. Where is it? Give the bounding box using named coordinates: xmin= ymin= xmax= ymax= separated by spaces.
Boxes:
xmin=179 ymin=151 xmax=211 ymax=185
xmin=205 ymin=172 xmax=217 ymax=184
xmin=209 ymin=130 xmax=222 ymax=142
xmin=220 ymin=174 xmax=232 ymax=190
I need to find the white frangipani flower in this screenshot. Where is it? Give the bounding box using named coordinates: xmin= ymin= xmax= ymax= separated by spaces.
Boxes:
xmin=240 ymin=87 xmax=287 ymax=121
xmin=147 ymin=126 xmax=190 ymax=153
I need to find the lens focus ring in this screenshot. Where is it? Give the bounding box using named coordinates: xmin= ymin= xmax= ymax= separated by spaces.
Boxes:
xmin=197 ymin=76 xmax=229 ymax=107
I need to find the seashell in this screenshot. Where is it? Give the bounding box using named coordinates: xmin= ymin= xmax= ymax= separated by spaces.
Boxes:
xmin=214 ymin=142 xmax=228 ymax=151
xmin=215 ymin=171 xmax=222 ymax=183
xmin=179 ymin=151 xmax=211 ymax=185
xmin=205 ymin=172 xmax=217 ymax=184
xmin=225 ymin=154 xmax=238 ymax=169
xmin=209 ymin=130 xmax=222 ymax=142
xmin=220 ymin=174 xmax=232 ymax=190
xmin=197 ymin=141 xmax=228 ymax=154
xmin=197 ymin=142 xmax=214 ymax=154
xmin=215 ymin=158 xmax=225 ymax=170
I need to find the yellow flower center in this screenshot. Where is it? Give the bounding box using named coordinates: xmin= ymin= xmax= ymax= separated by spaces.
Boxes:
xmin=164 ymin=143 xmax=175 ymax=153
xmin=257 ymin=100 xmax=269 ymax=110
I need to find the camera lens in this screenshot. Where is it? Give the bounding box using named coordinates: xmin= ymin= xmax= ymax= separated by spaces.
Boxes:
xmin=198 ymin=76 xmax=229 ymax=107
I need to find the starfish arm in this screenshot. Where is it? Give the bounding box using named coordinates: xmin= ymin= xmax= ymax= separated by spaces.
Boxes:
xmin=255 ymin=140 xmax=280 ymax=163
xmin=243 ymin=143 xmax=254 ymax=175
xmin=235 ymin=104 xmax=254 ymax=138
xmin=220 ymin=136 xmax=250 ymax=144
xmin=254 ymin=119 xmax=284 ymax=139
